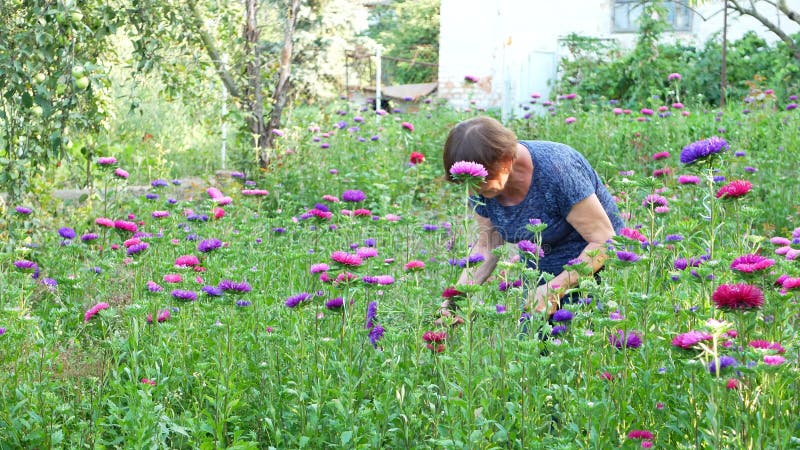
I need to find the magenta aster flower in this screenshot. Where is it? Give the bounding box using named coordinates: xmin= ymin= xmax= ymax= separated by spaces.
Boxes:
xmin=712 ymin=283 xmax=764 ymax=310
xmin=671 ymin=331 xmax=713 ymax=349
xmin=627 ymin=430 xmax=655 ymax=440
xmin=730 ymin=254 xmax=775 ymax=273
xmin=114 ymin=220 xmax=138 ymax=233
xmin=668 ymin=73 xmax=682 ymax=81
xmin=518 ymin=240 xmax=544 ymax=257
xmin=95 ymin=217 xmax=114 ymax=227
xmin=114 ymin=168 xmax=129 ymax=179
xmin=449 ymin=161 xmax=488 ymax=179
xmin=400 ymin=122 xmax=414 ymax=132
xmin=84 ymin=302 xmax=110 ymax=322
xmin=464 ymin=75 xmax=479 ymax=83
xmin=716 ymin=179 xmax=752 ymax=199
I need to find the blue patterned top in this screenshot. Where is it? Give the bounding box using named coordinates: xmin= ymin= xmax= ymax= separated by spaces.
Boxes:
xmin=473 ymin=140 xmax=623 ymax=276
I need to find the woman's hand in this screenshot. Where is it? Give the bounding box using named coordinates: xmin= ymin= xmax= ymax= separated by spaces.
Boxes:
xmin=526 ymin=284 xmax=561 ymax=316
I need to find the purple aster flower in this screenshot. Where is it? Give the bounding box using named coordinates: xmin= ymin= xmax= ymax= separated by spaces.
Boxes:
xmin=609 ymin=330 xmax=642 ymax=349
xmin=342 ymin=190 xmax=366 ymax=202
xmin=197 ymin=238 xmax=222 ymax=253
xmin=235 ymin=300 xmax=251 ymax=307
xmin=552 ymin=309 xmax=573 ymax=322
xmin=642 ymin=194 xmax=668 ymax=208
xmin=708 ymin=355 xmax=737 ymax=374
xmin=127 ymin=242 xmax=150 ymax=255
xmin=14 ymin=206 xmax=33 ymax=215
xmin=665 ymin=234 xmax=684 ymax=242
xmin=680 ymin=136 xmax=729 ymax=165
xmin=449 ymin=161 xmax=488 ymax=179
xmin=202 ymin=285 xmax=224 ymax=296
xmin=364 ymin=238 xmax=376 ymax=247
xmin=14 ymin=260 xmax=38 ymax=271
xmin=41 ymin=278 xmax=57 ymax=288
xmin=147 ymin=281 xmax=164 ymax=292
xmin=422 ymin=224 xmax=439 ymax=231
xmin=218 ymin=279 xmax=252 ymax=293
xmin=325 ymin=297 xmax=344 ymax=310
xmin=0 ymin=327 xmax=5 ymax=336
xmin=551 ymin=325 xmax=568 ymax=336
xmin=285 ymin=292 xmax=312 ymax=308
xmin=496 ymin=304 xmax=507 ymax=313
xmin=151 ymin=179 xmax=169 ymax=188
xmin=145 ymin=193 xmax=159 ymax=200
xmin=366 ymin=301 xmax=378 ymax=329
xmin=518 ymin=240 xmax=544 ymax=257
xmin=368 ymin=324 xmax=385 ymax=348
xmin=616 ymin=251 xmax=641 ymax=262
xmin=786 ymin=103 xmax=798 ymax=111
xmin=172 ymin=289 xmax=198 ymax=301
xmin=58 ymin=227 xmax=77 ymax=239
xmin=272 ymin=227 xmax=286 ymax=234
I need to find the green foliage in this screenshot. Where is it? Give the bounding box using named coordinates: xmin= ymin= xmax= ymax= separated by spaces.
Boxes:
xmin=554 ymin=10 xmax=800 ymax=106
xmin=0 ymin=0 xmax=117 ymax=200
xmin=365 ymin=0 xmax=439 ymax=84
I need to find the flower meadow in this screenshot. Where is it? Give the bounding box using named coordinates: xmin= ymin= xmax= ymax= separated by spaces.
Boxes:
xmin=2 ymin=88 xmax=800 ymax=448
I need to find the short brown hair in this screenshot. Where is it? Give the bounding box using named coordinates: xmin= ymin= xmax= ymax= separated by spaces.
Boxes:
xmin=443 ymin=116 xmax=518 ymax=182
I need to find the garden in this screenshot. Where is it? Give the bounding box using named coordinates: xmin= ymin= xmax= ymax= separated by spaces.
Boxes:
xmin=2 ymin=1 xmax=800 ymax=449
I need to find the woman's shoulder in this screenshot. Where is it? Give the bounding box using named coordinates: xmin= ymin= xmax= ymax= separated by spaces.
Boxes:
xmin=521 ymin=140 xmax=584 ymax=166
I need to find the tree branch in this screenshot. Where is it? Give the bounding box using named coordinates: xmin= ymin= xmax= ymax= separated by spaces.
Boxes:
xmin=185 ymin=0 xmax=241 ymax=100
xmin=777 ymin=0 xmax=800 ymax=26
xmin=728 ymin=0 xmax=800 ymax=60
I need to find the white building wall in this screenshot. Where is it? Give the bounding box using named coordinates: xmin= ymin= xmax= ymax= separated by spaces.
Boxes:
xmin=438 ymin=0 xmax=800 ymax=117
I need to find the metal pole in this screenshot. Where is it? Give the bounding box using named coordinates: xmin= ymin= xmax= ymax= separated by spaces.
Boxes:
xmin=720 ymin=1 xmax=728 ymax=108
xmin=375 ymin=46 xmax=382 ymax=113
xmin=221 ymin=53 xmax=228 ymax=170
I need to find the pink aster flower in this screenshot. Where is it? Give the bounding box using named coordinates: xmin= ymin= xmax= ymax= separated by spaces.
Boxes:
xmin=770 ymin=236 xmax=791 ymax=246
xmin=620 ymin=227 xmax=648 ymax=243
xmin=565 ymin=117 xmax=577 ymax=124
xmin=672 ymin=331 xmax=713 ymax=349
xmin=356 ymin=247 xmax=378 ymax=259
xmin=84 ymin=302 xmax=110 ymax=322
xmin=114 ymin=168 xmax=129 ymax=179
xmin=310 ymin=263 xmax=329 ymax=274
xmin=384 ymin=214 xmax=401 ymax=222
xmin=678 ymin=175 xmax=701 ymax=185
xmin=322 ymin=195 xmax=339 ymax=203
xmin=749 ymin=340 xmax=786 ymax=354
xmin=242 ymin=189 xmax=269 ymax=196
xmin=331 ymin=250 xmax=363 ymax=267
xmin=404 ymin=260 xmax=425 ymax=271
xmin=97 ymin=156 xmax=117 ymax=165
xmin=175 ymin=255 xmax=200 ymax=267
xmin=400 ymin=122 xmax=414 ymax=132
xmin=730 ymin=254 xmax=775 ymax=273
xmin=95 ymin=217 xmax=115 ymax=227
xmin=763 ymin=355 xmax=786 ymax=365
xmin=449 ymin=161 xmax=488 ymax=179
xmin=207 ymin=187 xmax=224 ymax=200
xmin=163 ymin=274 xmax=183 ymax=283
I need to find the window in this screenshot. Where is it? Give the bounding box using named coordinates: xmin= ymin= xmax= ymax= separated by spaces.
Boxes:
xmin=613 ymin=1 xmax=693 ymax=33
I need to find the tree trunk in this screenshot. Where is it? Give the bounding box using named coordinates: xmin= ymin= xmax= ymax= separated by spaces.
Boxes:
xmin=244 ymin=0 xmax=269 ymax=168
xmin=263 ymin=0 xmax=301 ymax=166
